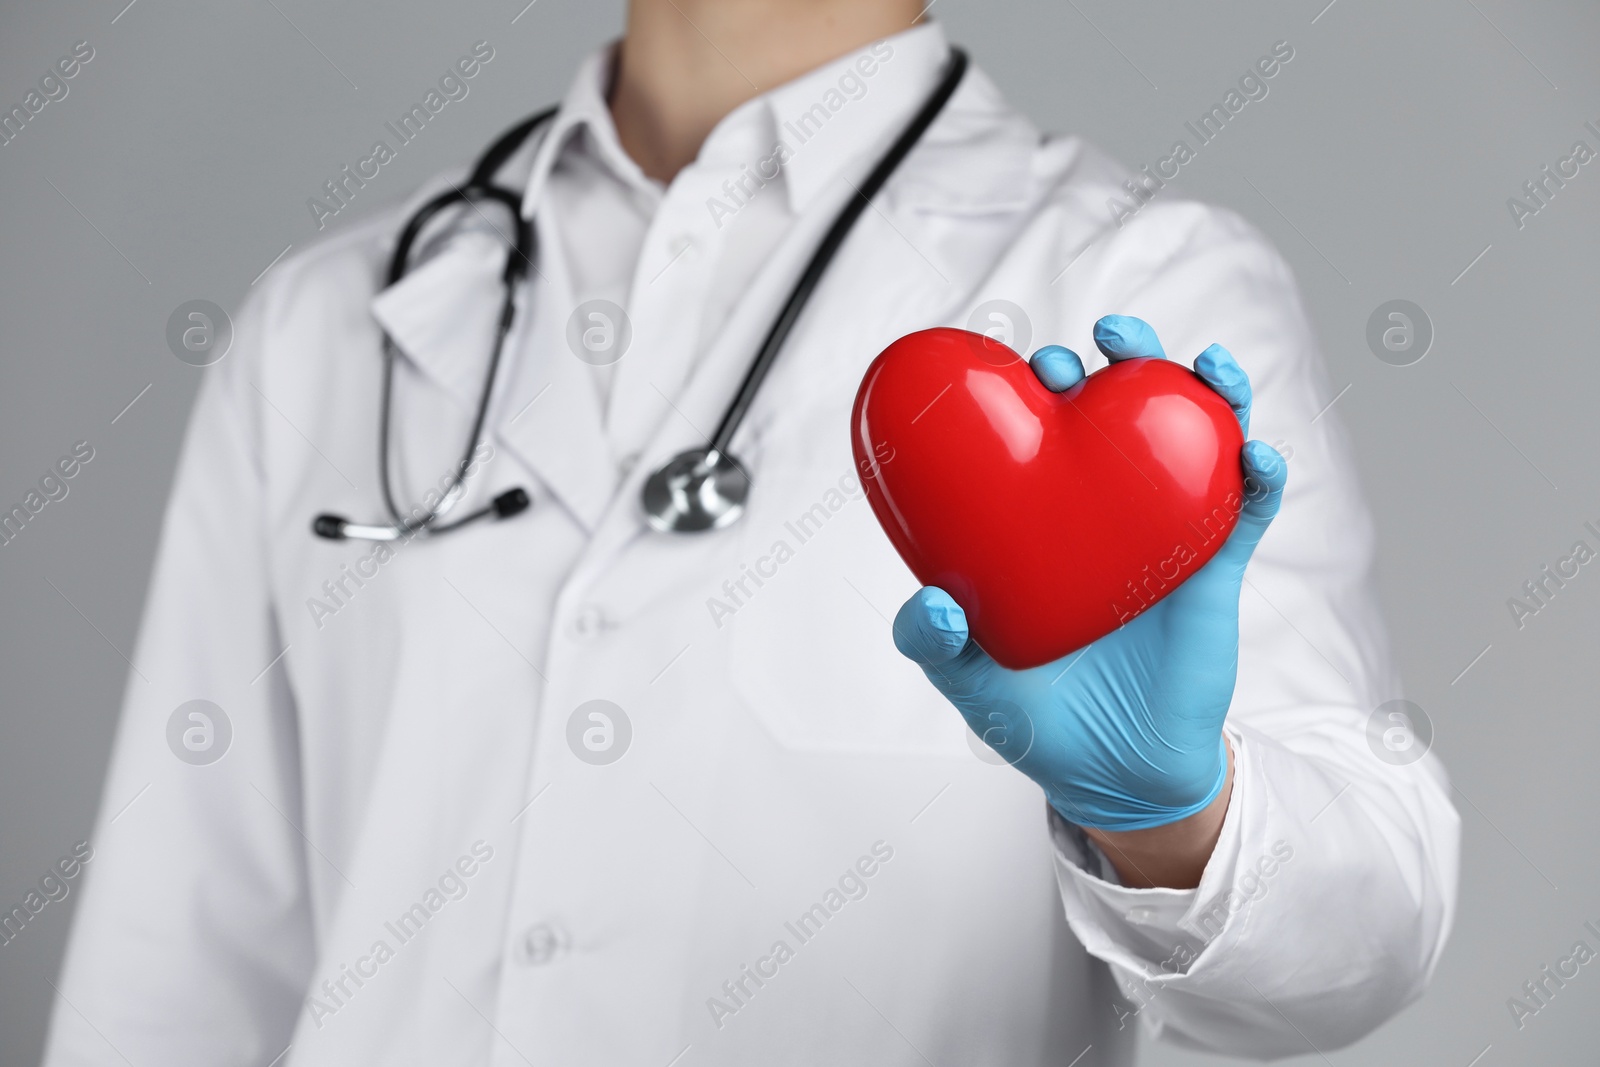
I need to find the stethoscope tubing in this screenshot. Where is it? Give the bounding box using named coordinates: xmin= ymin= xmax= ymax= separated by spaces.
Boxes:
xmin=314 ymin=49 xmax=967 ymax=542
xmin=707 ymin=47 xmax=968 ymax=456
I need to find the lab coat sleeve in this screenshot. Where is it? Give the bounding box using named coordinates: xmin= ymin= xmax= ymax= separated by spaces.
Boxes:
xmin=1046 ymin=200 xmax=1460 ymax=1058
xmin=41 ymin=287 xmax=315 ymax=1066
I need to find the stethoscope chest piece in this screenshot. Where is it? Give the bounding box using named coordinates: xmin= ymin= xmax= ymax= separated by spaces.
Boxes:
xmin=313 ymin=49 xmax=966 ymax=544
xmin=641 ymin=447 xmax=751 ymax=533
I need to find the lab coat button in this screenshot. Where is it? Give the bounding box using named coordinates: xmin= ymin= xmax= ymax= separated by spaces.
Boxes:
xmin=514 ymin=922 xmax=566 ymax=966
xmin=1125 ymin=906 xmax=1155 ymax=925
xmin=569 ymin=604 xmax=612 ymax=640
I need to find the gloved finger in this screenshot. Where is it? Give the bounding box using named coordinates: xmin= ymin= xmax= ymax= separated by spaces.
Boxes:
xmin=1030 ymin=345 xmax=1086 ymax=392
xmin=893 ymin=586 xmax=971 ymax=665
xmin=1193 ymin=343 xmax=1252 ymax=437
xmin=1211 ymin=440 xmax=1288 ymax=571
xmin=1093 ymin=315 xmax=1167 ymax=362
xmin=892 ymin=586 xmax=1003 ymax=701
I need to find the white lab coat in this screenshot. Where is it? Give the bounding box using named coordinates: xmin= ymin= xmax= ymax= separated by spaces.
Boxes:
xmin=43 ymin=29 xmax=1457 ymax=1067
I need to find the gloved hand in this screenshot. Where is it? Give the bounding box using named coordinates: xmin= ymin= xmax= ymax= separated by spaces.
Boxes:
xmin=893 ymin=315 xmax=1287 ymax=832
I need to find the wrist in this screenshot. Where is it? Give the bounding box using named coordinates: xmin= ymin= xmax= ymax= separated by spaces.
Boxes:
xmin=1077 ymin=736 xmax=1234 ymax=890
xmin=1048 ymin=732 xmax=1230 ymax=832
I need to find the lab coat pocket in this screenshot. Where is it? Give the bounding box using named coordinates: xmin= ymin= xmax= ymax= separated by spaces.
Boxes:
xmin=723 ymin=456 xmax=965 ymax=757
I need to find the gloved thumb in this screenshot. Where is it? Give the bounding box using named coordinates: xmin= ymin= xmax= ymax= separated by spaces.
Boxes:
xmin=892 ymin=586 xmax=1010 ymax=705
xmin=893 ymin=586 xmax=970 ymax=666
xmin=891 ymin=587 xmax=1053 ymax=773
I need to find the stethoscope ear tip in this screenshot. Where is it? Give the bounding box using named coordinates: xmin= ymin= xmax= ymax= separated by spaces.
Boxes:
xmin=313 ymin=51 xmax=964 ymax=544
xmin=312 ymin=514 xmax=349 ymax=540
xmin=492 ymin=487 xmax=531 ymax=518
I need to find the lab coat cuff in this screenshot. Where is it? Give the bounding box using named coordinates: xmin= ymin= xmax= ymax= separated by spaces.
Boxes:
xmin=1047 ymin=725 xmax=1251 ymax=979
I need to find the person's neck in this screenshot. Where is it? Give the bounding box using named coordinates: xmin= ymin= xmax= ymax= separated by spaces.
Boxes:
xmin=611 ymin=0 xmax=924 ymax=183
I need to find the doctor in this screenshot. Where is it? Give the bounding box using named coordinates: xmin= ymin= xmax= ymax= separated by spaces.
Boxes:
xmin=45 ymin=1 xmax=1458 ymax=1064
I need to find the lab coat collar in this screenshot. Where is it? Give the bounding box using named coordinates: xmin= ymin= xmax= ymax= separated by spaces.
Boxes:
xmin=877 ymin=60 xmax=1037 ymax=216
xmin=515 ymin=21 xmax=1023 ymax=222
xmin=369 ymin=213 xmax=618 ymax=532
xmin=565 ymin=87 xmax=1047 ymax=599
xmin=760 ymin=21 xmax=950 ymax=214
xmin=518 ymin=43 xmax=658 ymax=218
xmin=370 ymin=31 xmax=1039 ymax=536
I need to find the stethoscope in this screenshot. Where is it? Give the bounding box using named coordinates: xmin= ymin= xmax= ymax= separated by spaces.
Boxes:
xmin=313 ymin=47 xmax=967 ymax=542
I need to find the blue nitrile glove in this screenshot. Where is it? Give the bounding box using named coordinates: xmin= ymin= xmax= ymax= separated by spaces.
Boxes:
xmin=893 ymin=315 xmax=1288 ymax=831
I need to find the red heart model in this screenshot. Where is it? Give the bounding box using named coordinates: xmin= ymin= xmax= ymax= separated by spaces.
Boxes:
xmin=850 ymin=327 xmax=1246 ymax=670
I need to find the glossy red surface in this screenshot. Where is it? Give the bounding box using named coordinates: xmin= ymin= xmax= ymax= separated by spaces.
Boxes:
xmin=851 ymin=327 xmax=1247 ymax=669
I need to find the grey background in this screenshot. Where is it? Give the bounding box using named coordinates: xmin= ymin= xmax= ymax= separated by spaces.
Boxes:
xmin=2 ymin=0 xmax=1596 ymax=1063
